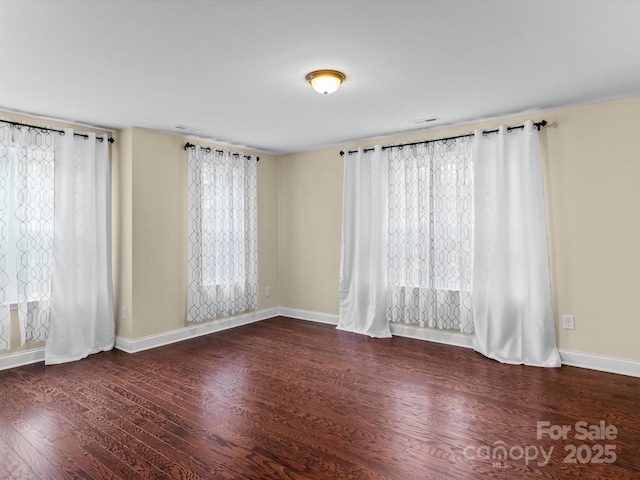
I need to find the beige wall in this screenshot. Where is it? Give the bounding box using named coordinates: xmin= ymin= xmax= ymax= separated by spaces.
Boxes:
xmin=278 ymin=149 xmax=344 ymax=313
xmin=278 ymin=96 xmax=640 ymax=363
xmin=543 ymin=98 xmax=640 ymax=361
xmin=113 ymin=127 xmax=133 ymax=338
xmin=125 ymin=127 xmax=280 ymax=339
xmin=3 ymin=96 xmax=640 ymax=365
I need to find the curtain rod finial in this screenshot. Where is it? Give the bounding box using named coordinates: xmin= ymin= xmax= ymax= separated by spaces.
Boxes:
xmin=535 ymin=120 xmax=548 ymax=131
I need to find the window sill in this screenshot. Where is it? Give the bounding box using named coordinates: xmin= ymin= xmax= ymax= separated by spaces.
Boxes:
xmin=4 ymin=302 xmax=41 ymax=311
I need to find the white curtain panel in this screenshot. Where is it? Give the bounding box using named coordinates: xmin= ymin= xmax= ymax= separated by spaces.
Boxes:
xmin=187 ymin=147 xmax=258 ymax=322
xmin=45 ymin=129 xmax=114 ymax=364
xmin=387 ymin=139 xmax=474 ymax=334
xmin=472 ymin=121 xmax=561 ymax=367
xmin=338 ymin=146 xmax=391 ymax=338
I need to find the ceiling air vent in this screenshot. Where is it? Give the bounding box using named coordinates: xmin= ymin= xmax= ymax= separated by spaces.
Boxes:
xmin=174 ymin=125 xmax=201 ymax=134
xmin=409 ymin=117 xmax=439 ymax=125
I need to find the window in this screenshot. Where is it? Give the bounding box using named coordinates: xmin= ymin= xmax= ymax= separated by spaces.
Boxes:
xmin=200 ymin=159 xmax=250 ymax=287
xmin=186 ymin=146 xmax=258 ymax=322
xmin=386 ymin=138 xmax=474 ymax=333
xmin=0 ymin=125 xmax=55 ymax=348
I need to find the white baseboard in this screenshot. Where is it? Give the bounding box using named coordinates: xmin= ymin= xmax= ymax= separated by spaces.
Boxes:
xmin=0 ymin=347 xmax=45 ymax=372
xmin=279 ymin=307 xmax=475 ymax=348
xmin=281 ymin=307 xmax=640 ymax=378
xmin=390 ymin=323 xmax=474 ymax=349
xmin=559 ymin=349 xmax=640 ymax=378
xmin=115 ymin=307 xmax=280 ymax=354
xmin=2 ymin=307 xmax=639 ymax=378
xmin=278 ymin=307 xmax=339 ymax=325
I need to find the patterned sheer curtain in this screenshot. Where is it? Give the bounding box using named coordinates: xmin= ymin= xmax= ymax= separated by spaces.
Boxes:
xmin=387 ymin=138 xmax=474 ymax=334
xmin=0 ymin=124 xmax=54 ymax=350
xmin=187 ymin=146 xmax=258 ymax=322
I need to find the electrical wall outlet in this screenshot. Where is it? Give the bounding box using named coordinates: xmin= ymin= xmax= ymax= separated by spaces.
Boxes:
xmin=563 ymin=314 xmax=575 ymax=330
xmin=265 ymin=287 xmax=271 ymax=297
xmin=122 ymin=306 xmax=127 ymax=320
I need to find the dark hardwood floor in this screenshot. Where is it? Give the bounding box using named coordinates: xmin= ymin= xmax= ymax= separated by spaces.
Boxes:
xmin=0 ymin=316 xmax=638 ymax=479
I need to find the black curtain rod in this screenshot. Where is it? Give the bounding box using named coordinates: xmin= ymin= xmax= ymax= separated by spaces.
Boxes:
xmin=184 ymin=142 xmax=259 ymax=162
xmin=339 ymin=120 xmax=548 ymax=156
xmin=0 ymin=119 xmax=115 ymax=143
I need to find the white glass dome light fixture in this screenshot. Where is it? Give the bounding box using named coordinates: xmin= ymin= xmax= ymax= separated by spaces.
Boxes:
xmin=306 ymin=69 xmax=346 ymax=95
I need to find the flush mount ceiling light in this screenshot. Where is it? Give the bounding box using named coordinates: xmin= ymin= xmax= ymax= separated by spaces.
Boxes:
xmin=306 ymin=69 xmax=346 ymax=95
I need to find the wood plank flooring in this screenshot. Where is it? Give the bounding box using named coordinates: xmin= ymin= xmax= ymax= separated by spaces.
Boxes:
xmin=0 ymin=316 xmax=638 ymax=479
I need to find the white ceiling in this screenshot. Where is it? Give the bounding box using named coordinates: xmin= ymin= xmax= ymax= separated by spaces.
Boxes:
xmin=2 ymin=0 xmax=640 ymax=154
